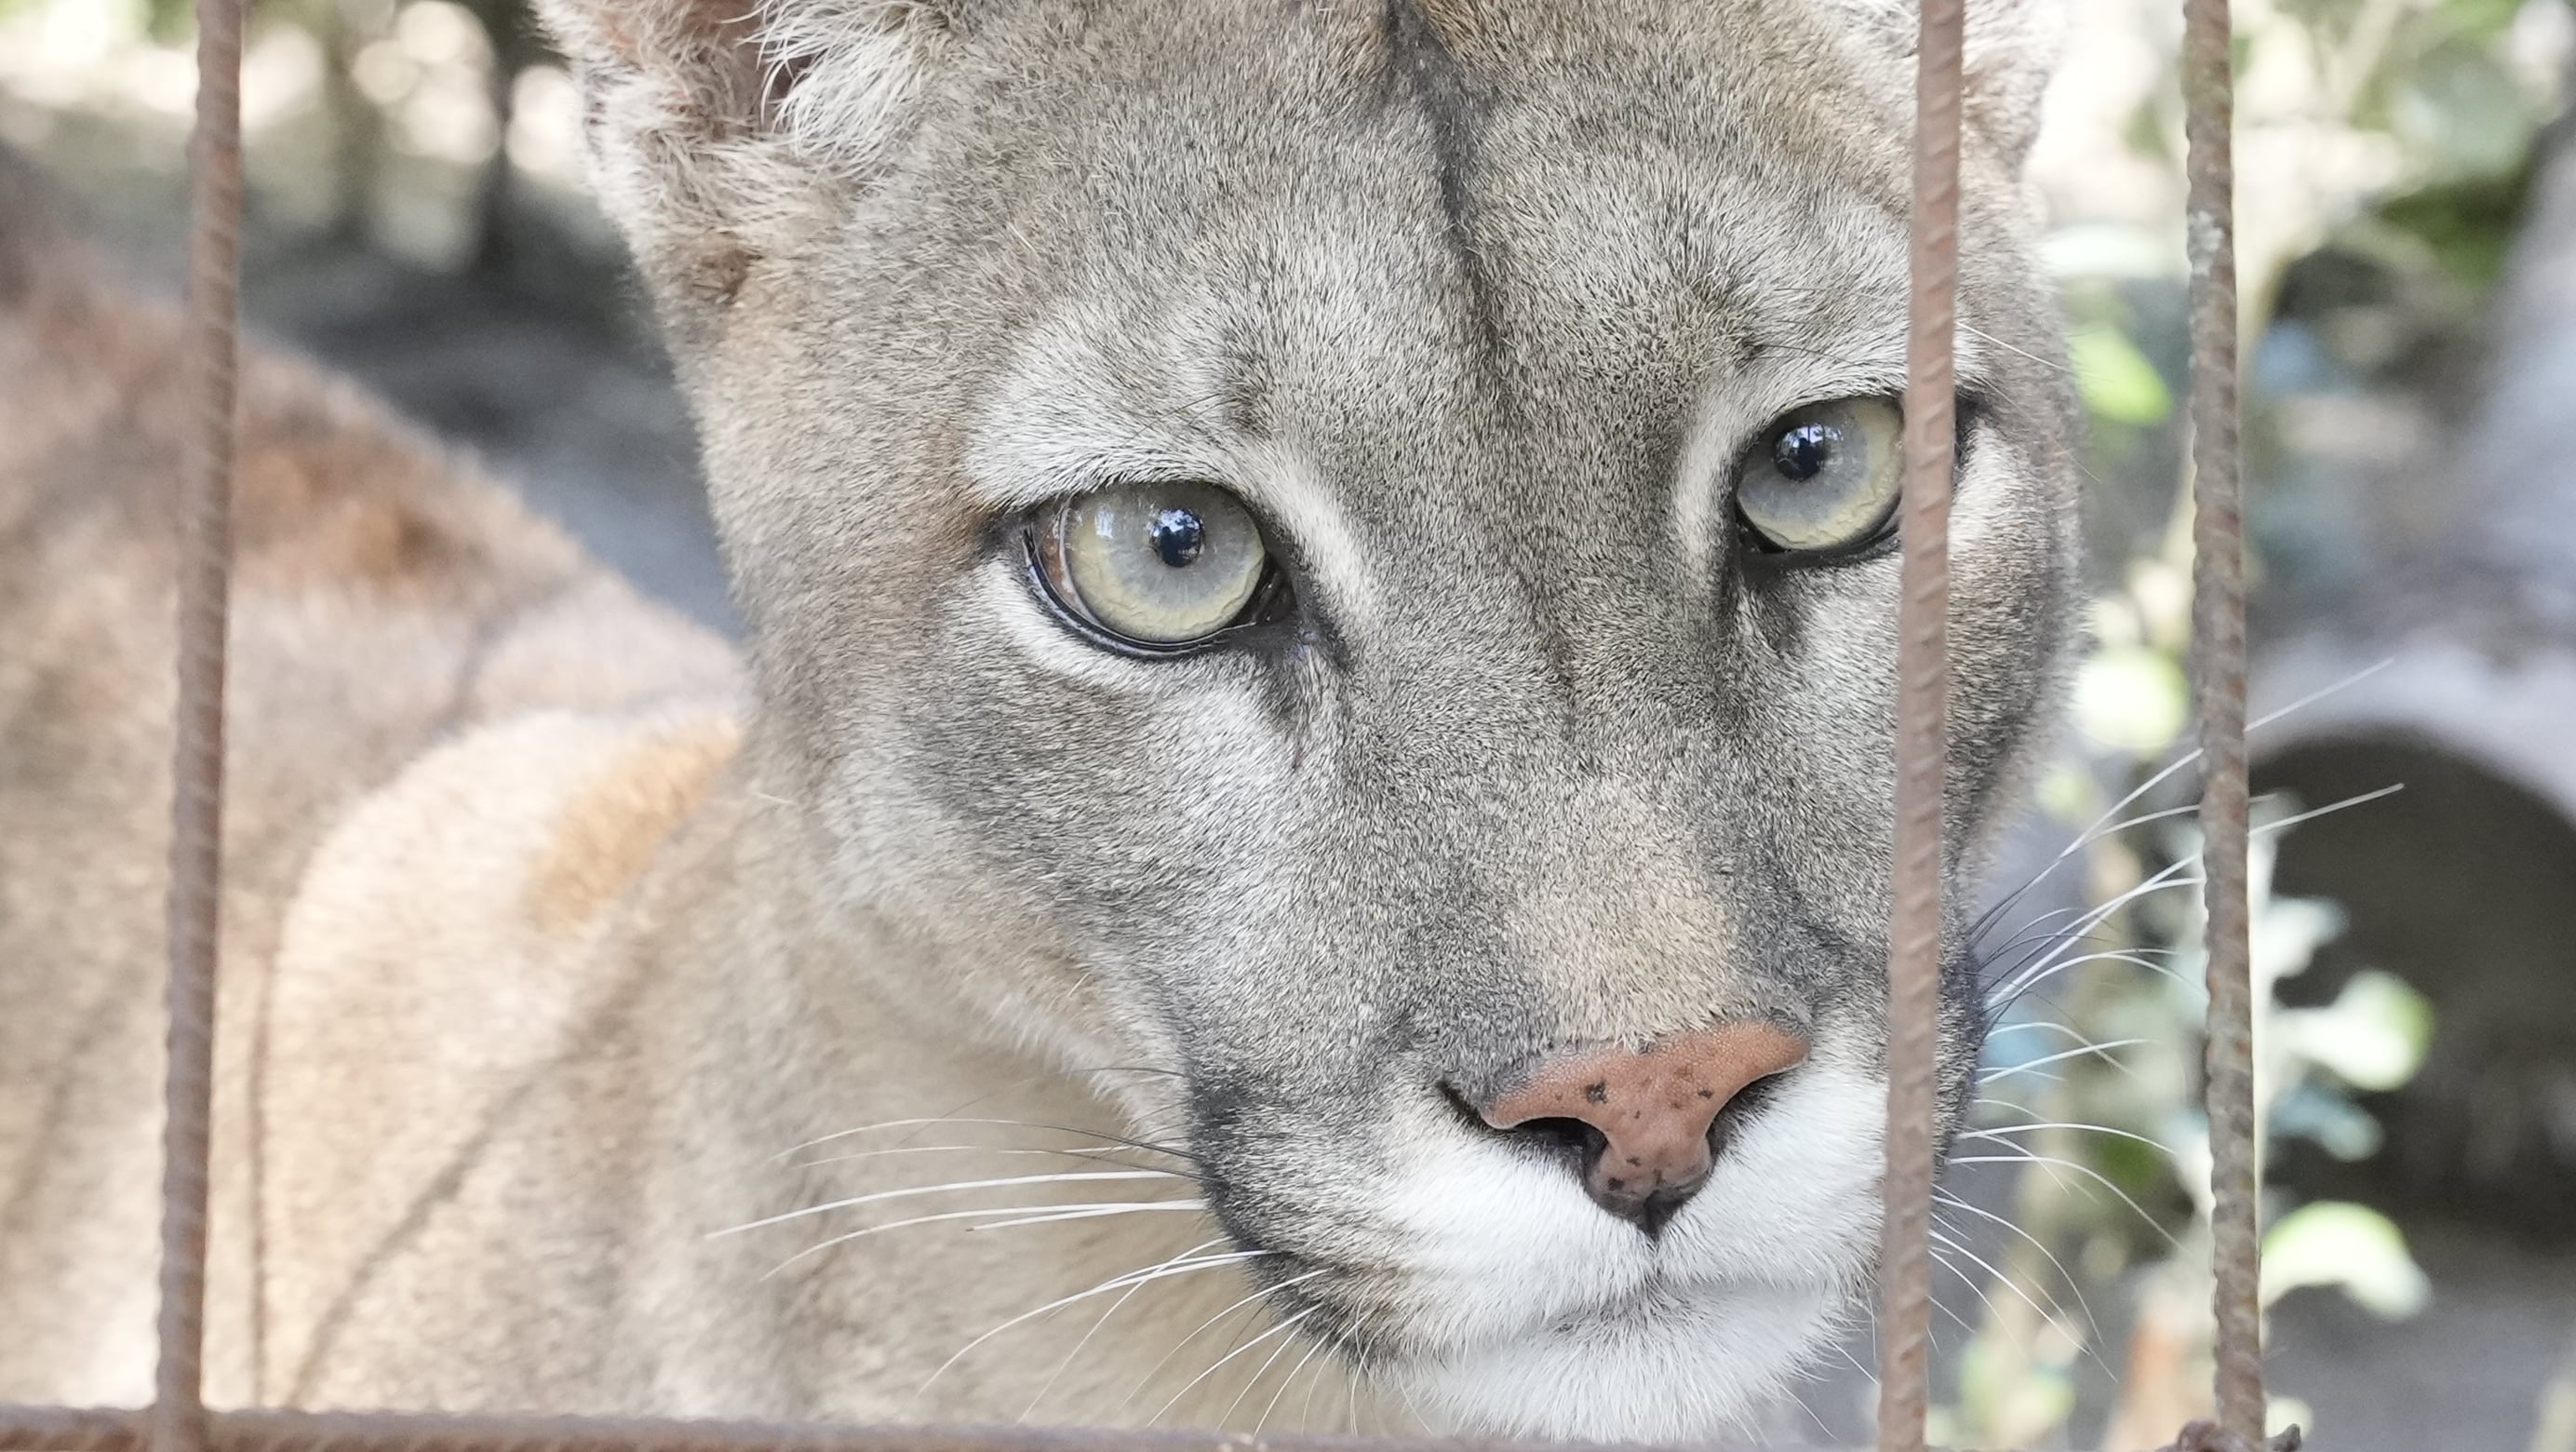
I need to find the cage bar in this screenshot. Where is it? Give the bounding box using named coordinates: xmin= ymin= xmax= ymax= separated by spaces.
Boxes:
xmin=153 ymin=3 xmax=247 ymax=1452
xmin=1874 ymin=0 xmax=1967 ymax=1442
xmin=2180 ymin=0 xmax=2264 ymax=1438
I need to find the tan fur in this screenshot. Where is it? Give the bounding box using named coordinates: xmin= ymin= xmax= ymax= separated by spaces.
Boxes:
xmin=0 ymin=197 xmax=1295 ymax=1427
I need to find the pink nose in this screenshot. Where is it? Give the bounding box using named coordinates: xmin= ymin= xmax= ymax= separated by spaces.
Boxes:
xmin=1475 ymin=1022 xmax=1811 ymax=1227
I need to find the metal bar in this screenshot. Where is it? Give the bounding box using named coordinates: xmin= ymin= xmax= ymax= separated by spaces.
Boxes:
xmin=156 ymin=1 xmax=247 ymax=1452
xmin=1876 ymin=0 xmax=1966 ymax=1442
xmin=0 ymin=1407 xmax=1809 ymax=1452
xmin=2180 ymin=0 xmax=2262 ymax=1438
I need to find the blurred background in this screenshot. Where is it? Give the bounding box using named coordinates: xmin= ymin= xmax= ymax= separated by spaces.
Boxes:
xmin=4 ymin=0 xmax=2573 ymax=1445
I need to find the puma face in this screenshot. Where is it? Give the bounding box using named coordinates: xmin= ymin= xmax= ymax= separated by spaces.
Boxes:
xmin=539 ymin=0 xmax=2077 ymax=1435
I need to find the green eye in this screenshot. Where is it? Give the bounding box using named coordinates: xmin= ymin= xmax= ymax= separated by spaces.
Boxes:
xmin=1030 ymin=481 xmax=1272 ymax=650
xmin=1734 ymin=397 xmax=1905 ymax=554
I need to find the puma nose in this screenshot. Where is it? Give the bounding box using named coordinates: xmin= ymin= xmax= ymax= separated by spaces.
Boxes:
xmin=1474 ymin=1022 xmax=1810 ymax=1230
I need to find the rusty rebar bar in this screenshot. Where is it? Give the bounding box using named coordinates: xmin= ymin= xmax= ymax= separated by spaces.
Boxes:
xmin=2181 ymin=0 xmax=2263 ymax=1438
xmin=0 ymin=1407 xmax=1795 ymax=1452
xmin=155 ymin=2 xmax=247 ymax=1452
xmin=1876 ymin=0 xmax=1966 ymax=1442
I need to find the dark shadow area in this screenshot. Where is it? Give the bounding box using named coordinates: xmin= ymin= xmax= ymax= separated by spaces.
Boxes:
xmin=2260 ymin=734 xmax=2576 ymax=1245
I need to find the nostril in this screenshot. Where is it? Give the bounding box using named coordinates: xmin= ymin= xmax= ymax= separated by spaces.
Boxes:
xmin=1460 ymin=1020 xmax=1811 ymax=1230
xmin=1706 ymin=1068 xmax=1790 ymax=1156
xmin=1510 ymin=1114 xmax=1608 ymax=1165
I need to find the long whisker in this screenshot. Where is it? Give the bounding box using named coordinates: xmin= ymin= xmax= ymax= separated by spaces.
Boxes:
xmin=1968 ymin=802 xmax=2208 ymax=948
xmin=1982 ymin=865 xmax=2207 ymax=1007
xmin=1933 ymin=1188 xmax=2103 ymax=1338
xmin=1949 ymin=1152 xmax=2183 ymax=1248
xmin=964 ymin=1202 xmax=1209 ymax=1233
xmin=1966 ymin=658 xmax=2395 ymax=944
xmin=1121 ymin=1269 xmax=1329 ymax=1418
xmin=789 ymin=1142 xmax=1189 ymax=1174
xmin=1257 ymin=1329 xmax=1335 ymax=1435
xmin=760 ymin=1200 xmax=1205 ymax=1280
xmin=1977 ymin=1037 xmax=2151 ymax=1085
xmin=1985 ymin=781 xmax=2406 ymax=1024
xmin=1303 ymin=1327 xmax=1354 ymax=1432
xmin=1831 ymin=1335 xmax=1882 ymax=1392
xmin=1988 ymin=948 xmax=2197 ymax=1008
xmin=1219 ymin=1313 xmax=1314 ymax=1430
xmin=775 ymin=1117 xmax=1201 ymax=1167
xmin=916 ymin=1247 xmax=1274 ymax=1398
xmin=1959 ymin=1122 xmax=2174 ymax=1160
xmin=1926 ymin=1221 xmax=2100 ymax=1368
xmin=1921 ymin=1249 xmax=1982 ymax=1341
xmin=1018 ymin=1236 xmax=1234 ymax=1422
xmin=714 ymin=1170 xmax=1182 ymax=1237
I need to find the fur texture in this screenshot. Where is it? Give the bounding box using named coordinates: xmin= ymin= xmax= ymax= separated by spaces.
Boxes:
xmin=0 ymin=0 xmax=2078 ymax=1436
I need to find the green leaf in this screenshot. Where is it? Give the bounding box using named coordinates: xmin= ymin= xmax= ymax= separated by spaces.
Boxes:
xmin=2073 ymin=644 xmax=2190 ymax=756
xmin=2262 ymin=1202 xmax=2431 ymax=1318
xmin=2069 ymin=323 xmax=2176 ymax=426
xmin=2281 ymin=969 xmax=2436 ymax=1091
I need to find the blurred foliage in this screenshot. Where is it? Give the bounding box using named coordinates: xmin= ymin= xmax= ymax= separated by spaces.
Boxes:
xmin=1937 ymin=0 xmax=2567 ymax=1443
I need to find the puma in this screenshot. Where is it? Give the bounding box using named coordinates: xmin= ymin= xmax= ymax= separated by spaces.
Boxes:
xmin=0 ymin=0 xmax=2078 ymax=1437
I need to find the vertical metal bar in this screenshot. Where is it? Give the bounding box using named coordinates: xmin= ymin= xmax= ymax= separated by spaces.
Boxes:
xmin=2182 ymin=0 xmax=2263 ymax=1439
xmin=1877 ymin=0 xmax=1966 ymax=1443
xmin=156 ymin=1 xmax=247 ymax=1450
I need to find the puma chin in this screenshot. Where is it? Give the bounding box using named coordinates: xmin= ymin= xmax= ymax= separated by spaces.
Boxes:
xmin=1236 ymin=1049 xmax=1890 ymax=1438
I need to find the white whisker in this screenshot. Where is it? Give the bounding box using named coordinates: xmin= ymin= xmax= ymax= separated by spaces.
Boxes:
xmin=1960 ymin=1122 xmax=2174 ymax=1159
xmin=1256 ymin=1328 xmax=1335 ymax=1435
xmin=1933 ymin=1188 xmax=2103 ymax=1338
xmin=1987 ymin=781 xmax=2407 ymax=1015
xmin=916 ymin=1247 xmax=1274 ymax=1398
xmin=760 ymin=1200 xmax=1202 ymax=1280
xmin=1927 ymin=1222 xmax=2094 ymax=1358
xmin=775 ymin=1116 xmax=1195 ymax=1164
xmin=713 ymin=1170 xmax=1180 ymax=1238
xmin=1017 ymin=1236 xmax=1234 ymax=1422
xmin=1971 ymin=658 xmax=2395 ymax=941
xmin=1120 ymin=1270 xmax=1328 ymax=1418
xmin=1218 ymin=1311 xmax=1313 ymax=1430
xmin=790 ymin=1142 xmax=1184 ymax=1173
xmin=1990 ymin=948 xmax=2196 ymax=1008
xmin=1950 ymin=1152 xmax=2183 ymax=1248
xmin=963 ymin=1202 xmax=1208 ymax=1233
xmin=1978 ymin=1036 xmax=2151 ymax=1085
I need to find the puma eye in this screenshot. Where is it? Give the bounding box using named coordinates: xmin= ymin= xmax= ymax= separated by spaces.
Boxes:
xmin=1029 ymin=481 xmax=1272 ymax=651
xmin=1734 ymin=397 xmax=1905 ymax=554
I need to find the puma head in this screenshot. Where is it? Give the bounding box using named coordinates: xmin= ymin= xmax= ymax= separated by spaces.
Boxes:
xmin=534 ymin=0 xmax=2077 ymax=1435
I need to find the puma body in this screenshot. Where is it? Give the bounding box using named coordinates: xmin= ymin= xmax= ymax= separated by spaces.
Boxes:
xmin=0 ymin=0 xmax=2078 ymax=1437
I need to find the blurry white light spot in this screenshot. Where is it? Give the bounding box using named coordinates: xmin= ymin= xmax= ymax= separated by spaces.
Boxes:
xmin=395 ymin=0 xmax=490 ymax=69
xmin=506 ymin=64 xmax=584 ymax=183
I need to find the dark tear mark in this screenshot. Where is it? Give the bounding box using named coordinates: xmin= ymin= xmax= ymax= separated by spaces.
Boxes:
xmin=1382 ymin=0 xmax=1513 ymax=399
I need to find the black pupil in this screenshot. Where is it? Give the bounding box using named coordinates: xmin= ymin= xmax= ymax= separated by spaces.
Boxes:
xmin=1148 ymin=508 xmax=1205 ymax=568
xmin=1772 ymin=422 xmax=1837 ymax=482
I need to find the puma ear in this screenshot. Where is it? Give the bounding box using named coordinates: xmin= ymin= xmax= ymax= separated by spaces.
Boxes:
xmin=1833 ymin=0 xmax=2066 ymax=171
xmin=530 ymin=0 xmax=951 ymax=308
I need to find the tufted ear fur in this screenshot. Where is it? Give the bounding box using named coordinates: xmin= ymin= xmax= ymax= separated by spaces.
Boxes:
xmin=530 ymin=0 xmax=950 ymax=311
xmin=1833 ymin=0 xmax=2067 ymax=170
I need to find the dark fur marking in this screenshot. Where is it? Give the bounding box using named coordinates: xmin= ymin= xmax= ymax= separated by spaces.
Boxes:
xmin=1381 ymin=0 xmax=1514 ymax=404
